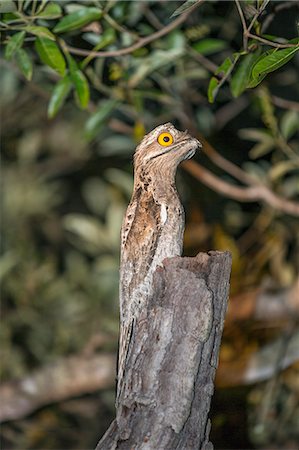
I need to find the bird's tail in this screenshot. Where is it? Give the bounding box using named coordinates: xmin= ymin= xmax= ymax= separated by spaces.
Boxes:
xmin=116 ymin=318 xmax=134 ymax=406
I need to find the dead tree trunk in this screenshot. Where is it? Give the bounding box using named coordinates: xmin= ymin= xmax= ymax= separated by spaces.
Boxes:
xmin=96 ymin=251 xmax=232 ymax=450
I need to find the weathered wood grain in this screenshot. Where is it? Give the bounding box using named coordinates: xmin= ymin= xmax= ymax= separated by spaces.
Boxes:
xmin=96 ymin=250 xmax=232 ymax=450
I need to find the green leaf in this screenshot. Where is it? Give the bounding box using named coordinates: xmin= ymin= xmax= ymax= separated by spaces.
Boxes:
xmin=193 ymin=38 xmax=227 ymax=55
xmin=280 ymin=110 xmax=299 ymax=140
xmin=239 ymin=128 xmax=273 ymax=142
xmin=207 ymin=57 xmax=232 ymax=103
xmin=71 ymin=70 xmax=90 ymax=109
xmin=129 ymin=47 xmax=184 ymax=88
xmin=246 ymin=72 xmax=268 ymax=88
xmin=48 ymin=75 xmax=73 ymax=118
xmin=25 ymin=25 xmax=55 ymax=40
xmin=215 ymin=57 xmax=233 ymax=76
xmin=81 ymin=29 xmax=116 ymax=69
xmin=93 ymin=28 xmax=116 ymax=50
xmin=230 ymin=52 xmax=260 ymax=97
xmin=85 ymin=99 xmax=118 ymax=140
xmin=207 ymin=77 xmax=218 ymax=103
xmin=53 ymin=7 xmax=103 ymax=33
xmin=251 ymin=45 xmax=299 ymax=81
xmin=5 ymin=31 xmax=25 ymax=60
xmin=37 ymin=2 xmax=62 ymax=19
xmin=65 ymin=52 xmax=79 ymax=75
xmin=269 ymin=161 xmax=298 ymax=181
xmin=171 ymin=0 xmax=197 ymax=17
xmin=35 ymin=37 xmax=66 ymax=76
xmin=249 ymin=141 xmax=275 ymax=159
xmin=269 ymin=161 xmax=299 ymax=181
xmin=16 ymin=48 xmax=33 ymax=80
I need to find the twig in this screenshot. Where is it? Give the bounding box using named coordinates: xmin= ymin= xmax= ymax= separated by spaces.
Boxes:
xmin=235 ymin=0 xmax=297 ymax=50
xmin=65 ymin=1 xmax=203 ymax=58
xmin=188 ymin=45 xmax=218 ymax=73
xmin=180 ymin=115 xmax=257 ymax=186
xmin=214 ymin=96 xmax=249 ymax=130
xmin=235 ymin=0 xmax=248 ymax=51
xmin=104 ymin=13 xmax=138 ymax=38
xmin=247 ymin=33 xmax=298 ymax=49
xmin=247 ymin=0 xmax=270 ymax=34
xmin=183 ymin=160 xmax=299 ymax=216
xmin=272 ymin=95 xmax=299 ymax=113
xmin=142 ymin=4 xmax=164 ymax=30
xmin=213 ymin=53 xmax=241 ymax=95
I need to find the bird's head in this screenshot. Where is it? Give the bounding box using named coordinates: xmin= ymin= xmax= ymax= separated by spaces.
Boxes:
xmin=134 ymin=123 xmax=201 ymax=174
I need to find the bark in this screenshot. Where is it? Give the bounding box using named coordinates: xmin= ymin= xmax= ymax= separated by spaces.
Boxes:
xmin=96 ymin=250 xmax=232 ymax=450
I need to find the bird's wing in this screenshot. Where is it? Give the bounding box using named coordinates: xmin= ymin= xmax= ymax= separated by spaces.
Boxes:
xmin=117 ymin=191 xmax=163 ymax=403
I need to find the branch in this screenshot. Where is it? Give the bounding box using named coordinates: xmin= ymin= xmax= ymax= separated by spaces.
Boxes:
xmin=178 ymin=115 xmax=299 ymax=217
xmin=247 ymin=33 xmax=298 ymax=49
xmin=183 ymin=160 xmax=299 ymax=216
xmin=188 ymin=45 xmax=218 ymax=73
xmin=65 ymin=1 xmax=204 ymax=59
xmin=271 ymin=95 xmax=299 ymax=112
xmin=235 ymin=0 xmax=297 ymax=50
xmin=235 ymin=0 xmax=248 ymax=50
xmin=0 ymin=353 xmax=116 ymax=423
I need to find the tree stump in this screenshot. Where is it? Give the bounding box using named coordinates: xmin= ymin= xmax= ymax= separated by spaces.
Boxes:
xmin=96 ymin=251 xmax=232 ymax=450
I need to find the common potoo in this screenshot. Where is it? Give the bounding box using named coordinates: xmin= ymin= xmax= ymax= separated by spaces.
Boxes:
xmin=117 ymin=123 xmax=201 ymax=404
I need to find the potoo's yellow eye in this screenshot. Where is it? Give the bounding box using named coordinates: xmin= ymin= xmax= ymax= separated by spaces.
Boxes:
xmin=157 ymin=132 xmax=174 ymax=147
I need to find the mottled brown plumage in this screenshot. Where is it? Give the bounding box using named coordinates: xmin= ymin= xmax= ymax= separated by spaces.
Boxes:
xmin=117 ymin=123 xmax=201 ymax=405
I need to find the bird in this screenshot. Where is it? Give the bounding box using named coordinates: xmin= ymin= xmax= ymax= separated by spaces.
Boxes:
xmin=117 ymin=122 xmax=201 ymax=405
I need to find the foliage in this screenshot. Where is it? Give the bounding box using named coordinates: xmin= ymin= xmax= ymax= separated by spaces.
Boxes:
xmin=1 ymin=1 xmax=299 ymax=449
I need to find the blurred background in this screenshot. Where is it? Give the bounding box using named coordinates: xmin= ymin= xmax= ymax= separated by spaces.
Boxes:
xmin=1 ymin=1 xmax=299 ymax=449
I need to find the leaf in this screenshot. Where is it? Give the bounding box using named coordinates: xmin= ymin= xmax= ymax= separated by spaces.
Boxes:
xmin=207 ymin=77 xmax=218 ymax=103
xmin=37 ymin=2 xmax=62 ymax=19
xmin=98 ymin=135 xmax=134 ymax=156
xmin=251 ymin=45 xmax=299 ymax=82
xmin=65 ymin=53 xmax=78 ymax=75
xmin=63 ymin=214 xmax=112 ymax=253
xmin=81 ymin=29 xmax=116 ymax=69
xmin=280 ymin=110 xmax=299 ymax=140
xmin=171 ymin=0 xmax=198 ymax=17
xmin=85 ymin=99 xmax=118 ymax=140
xmin=249 ymin=141 xmax=275 ymax=159
xmin=5 ymin=31 xmax=25 ymax=60
xmin=48 ymin=75 xmax=73 ymax=118
xmin=215 ymin=57 xmax=233 ymax=76
xmin=105 ymin=168 xmax=134 ymax=198
xmin=246 ymin=49 xmax=273 ymax=88
xmin=207 ymin=57 xmax=232 ymax=103
xmin=269 ymin=161 xmax=299 ymax=181
xmin=71 ymin=70 xmax=90 ymax=109
xmin=238 ymin=128 xmax=273 ymax=142
xmin=93 ymin=28 xmax=116 ymax=50
xmin=35 ymin=37 xmax=66 ymax=76
xmin=193 ymin=38 xmax=227 ymax=55
xmin=230 ymin=52 xmax=259 ymax=97
xmin=213 ymin=225 xmax=243 ymax=276
xmin=25 ymin=25 xmax=55 ymax=40
xmin=53 ymin=7 xmax=103 ymax=33
xmin=128 ymin=47 xmax=184 ymax=88
xmin=16 ymin=48 xmax=33 ymax=80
